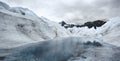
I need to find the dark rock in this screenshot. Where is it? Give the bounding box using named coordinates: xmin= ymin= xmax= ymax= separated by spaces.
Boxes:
xmin=0 ymin=56 xmax=6 ymax=60
xmin=84 ymin=41 xmax=93 ymax=45
xmin=59 ymin=21 xmax=66 ymax=26
xmin=84 ymin=22 xmax=93 ymax=28
xmin=93 ymin=41 xmax=102 ymax=47
xmin=83 ymin=20 xmax=106 ymax=29
xmin=21 ymin=12 xmax=25 ymax=15
xmin=17 ymin=24 xmax=24 ymax=28
xmin=59 ymin=20 xmax=106 ymax=29
xmin=84 ymin=41 xmax=102 ymax=47
xmin=76 ymin=25 xmax=82 ymax=28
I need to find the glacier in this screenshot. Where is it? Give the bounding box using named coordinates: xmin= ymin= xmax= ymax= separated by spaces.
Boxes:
xmin=0 ymin=3 xmax=70 ymax=49
xmin=0 ymin=1 xmax=120 ymax=61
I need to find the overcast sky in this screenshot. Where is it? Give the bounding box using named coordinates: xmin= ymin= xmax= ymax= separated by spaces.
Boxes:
xmin=0 ymin=0 xmax=120 ymax=22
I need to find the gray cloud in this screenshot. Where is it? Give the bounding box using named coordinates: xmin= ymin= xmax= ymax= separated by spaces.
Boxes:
xmin=0 ymin=0 xmax=120 ymax=22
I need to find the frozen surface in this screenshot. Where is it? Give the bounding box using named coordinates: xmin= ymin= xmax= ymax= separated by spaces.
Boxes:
xmin=3 ymin=37 xmax=120 ymax=61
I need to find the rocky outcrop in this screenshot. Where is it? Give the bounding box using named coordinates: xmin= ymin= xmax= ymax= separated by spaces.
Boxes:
xmin=60 ymin=20 xmax=106 ymax=29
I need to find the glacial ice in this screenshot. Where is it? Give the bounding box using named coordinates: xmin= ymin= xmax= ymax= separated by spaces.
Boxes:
xmin=0 ymin=1 xmax=120 ymax=61
xmin=0 ymin=7 xmax=70 ymax=49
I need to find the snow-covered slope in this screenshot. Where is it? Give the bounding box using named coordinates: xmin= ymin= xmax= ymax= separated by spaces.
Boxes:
xmin=2 ymin=37 xmax=120 ymax=61
xmin=9 ymin=7 xmax=38 ymax=18
xmin=0 ymin=1 xmax=38 ymax=17
xmin=0 ymin=1 xmax=10 ymax=10
xmin=98 ymin=17 xmax=120 ymax=46
xmin=0 ymin=3 xmax=70 ymax=49
xmin=40 ymin=17 xmax=71 ymax=37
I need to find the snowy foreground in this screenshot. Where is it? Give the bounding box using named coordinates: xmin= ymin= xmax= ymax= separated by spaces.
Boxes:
xmin=0 ymin=1 xmax=120 ymax=61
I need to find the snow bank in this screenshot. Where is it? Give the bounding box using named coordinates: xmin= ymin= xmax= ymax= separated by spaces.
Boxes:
xmin=67 ymin=27 xmax=103 ymax=42
xmin=98 ymin=17 xmax=120 ymax=46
